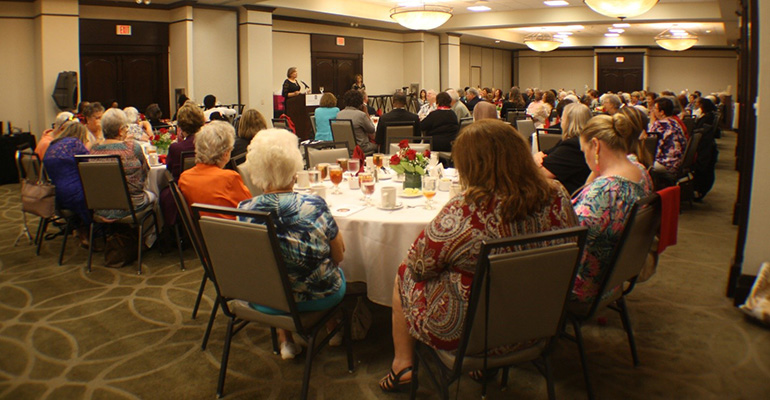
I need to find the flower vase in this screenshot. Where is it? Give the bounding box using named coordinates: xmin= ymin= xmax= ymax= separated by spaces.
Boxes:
xmin=403 ymin=172 xmax=422 ymax=190
xmin=157 ymin=147 xmax=169 ymax=156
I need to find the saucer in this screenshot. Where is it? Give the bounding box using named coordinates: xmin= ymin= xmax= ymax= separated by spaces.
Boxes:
xmin=399 ymin=190 xmax=423 ymax=198
xmin=376 ymin=202 xmax=404 ymax=210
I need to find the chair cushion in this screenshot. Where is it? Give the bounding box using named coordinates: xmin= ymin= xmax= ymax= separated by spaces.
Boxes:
xmin=232 ymin=300 xmax=337 ymax=333
xmin=435 ymin=340 xmax=547 ymax=371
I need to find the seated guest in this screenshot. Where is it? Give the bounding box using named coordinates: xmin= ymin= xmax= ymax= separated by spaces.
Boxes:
xmin=180 ymin=121 xmax=251 ymax=216
xmin=232 ymin=109 xmax=267 ymax=162
xmin=145 ymin=103 xmax=165 ymax=128
xmin=571 ymin=114 xmax=653 ymax=303
xmin=362 ymin=90 xmax=377 ymax=116
xmin=548 ymin=98 xmax=574 ymax=132
xmin=172 ymin=95 xmax=189 ymax=121
xmin=601 ymin=94 xmax=623 ymax=115
xmin=465 ymin=87 xmax=481 ymax=111
xmin=420 ymin=92 xmax=459 ymax=152
xmin=123 ymin=107 xmax=152 ymax=141
xmin=446 ymin=89 xmax=471 ymax=122
xmin=337 ymin=89 xmax=377 ymax=155
xmin=619 ymin=106 xmax=654 ymax=168
xmin=417 ymin=89 xmax=437 ymax=120
xmin=533 ymin=103 xmax=593 ymax=195
xmin=500 ymin=86 xmax=526 ymax=120
xmin=649 ymin=97 xmax=687 ymax=175
xmin=43 ymin=121 xmax=91 ymax=245
xmin=380 ymin=120 xmax=577 ymax=392
xmin=202 ymin=94 xmax=236 ymax=122
xmin=472 ymin=101 xmax=497 ymax=121
xmin=239 ymin=128 xmax=346 ymax=360
xmin=492 ymin=88 xmax=504 ymax=105
xmin=167 ymin=103 xmax=205 ymax=180
xmin=692 ymin=97 xmax=719 ymax=201
xmin=89 ymin=108 xmax=152 ymax=220
xmin=36 ymin=112 xmax=74 ymax=160
xmin=83 ymin=102 xmax=105 ymax=145
xmin=375 ymin=91 xmax=420 ymax=152
xmin=314 ymin=93 xmax=340 ymax=142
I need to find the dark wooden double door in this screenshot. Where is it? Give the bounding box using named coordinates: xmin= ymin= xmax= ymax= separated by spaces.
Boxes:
xmin=312 ymin=53 xmax=361 ymax=104
xmin=597 ymin=53 xmax=644 ymax=94
xmin=81 ymin=53 xmax=169 ymax=117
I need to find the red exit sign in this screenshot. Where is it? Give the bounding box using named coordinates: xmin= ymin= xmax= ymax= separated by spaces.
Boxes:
xmin=116 ymin=25 xmax=132 ymax=36
xmin=336 ymin=37 xmax=345 ymax=46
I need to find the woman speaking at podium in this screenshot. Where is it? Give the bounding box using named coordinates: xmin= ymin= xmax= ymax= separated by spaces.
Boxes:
xmin=281 ymin=67 xmax=308 ymax=110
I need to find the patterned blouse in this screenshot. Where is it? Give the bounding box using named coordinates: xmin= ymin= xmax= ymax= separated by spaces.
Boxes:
xmin=571 ymin=170 xmax=652 ymax=303
xmin=89 ymin=140 xmax=150 ymax=220
xmin=397 ymin=184 xmax=577 ymax=351
xmin=649 ymin=117 xmax=687 ymax=174
xmin=238 ymin=192 xmax=342 ymax=303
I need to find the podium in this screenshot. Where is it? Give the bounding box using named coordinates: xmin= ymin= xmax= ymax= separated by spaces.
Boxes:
xmin=285 ymin=94 xmax=312 ymax=141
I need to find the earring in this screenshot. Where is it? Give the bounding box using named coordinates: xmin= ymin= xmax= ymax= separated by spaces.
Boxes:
xmin=594 ymin=152 xmax=600 ymax=172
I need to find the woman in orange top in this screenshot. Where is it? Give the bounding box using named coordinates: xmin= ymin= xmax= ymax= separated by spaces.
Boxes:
xmin=179 ymin=121 xmax=252 ymax=217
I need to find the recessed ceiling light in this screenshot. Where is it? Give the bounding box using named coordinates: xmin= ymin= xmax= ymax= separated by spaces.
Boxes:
xmin=705 ymin=30 xmax=712 ymax=34
xmin=494 ymin=40 xmax=501 ymax=43
xmin=557 ymin=32 xmax=573 ymax=36
xmin=519 ymin=25 xmax=584 ymax=33
xmin=613 ymin=23 xmax=631 ymax=28
xmin=554 ymin=34 xmax=569 ymax=39
xmin=608 ymin=28 xmax=625 ymax=33
xmin=467 ymin=6 xmax=491 ymax=12
xmin=604 ymin=33 xmax=620 ymax=37
xmin=544 ymin=1 xmax=569 ymax=6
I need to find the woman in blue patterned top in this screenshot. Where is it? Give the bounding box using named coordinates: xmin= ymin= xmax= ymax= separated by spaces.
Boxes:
xmin=239 ymin=128 xmax=346 ymax=360
xmin=649 ymin=97 xmax=687 ymax=175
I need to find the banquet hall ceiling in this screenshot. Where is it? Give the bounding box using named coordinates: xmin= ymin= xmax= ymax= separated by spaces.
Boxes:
xmin=94 ymin=0 xmax=741 ymax=49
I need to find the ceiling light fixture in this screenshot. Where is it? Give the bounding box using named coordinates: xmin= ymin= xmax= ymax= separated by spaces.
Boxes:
xmin=391 ymin=2 xmax=453 ymax=30
xmin=604 ymin=33 xmax=620 ymax=37
xmin=467 ymin=6 xmax=491 ymax=12
xmin=608 ymin=28 xmax=625 ymax=33
xmin=584 ymin=0 xmax=658 ymax=19
xmin=524 ymin=32 xmax=563 ymax=52
xmin=613 ymin=23 xmax=631 ymax=28
xmin=655 ymin=27 xmax=698 ymax=51
xmin=544 ymin=1 xmax=569 ymax=6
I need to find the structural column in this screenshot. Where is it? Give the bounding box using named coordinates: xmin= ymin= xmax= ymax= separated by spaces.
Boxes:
xmin=238 ymin=6 xmax=274 ymax=120
xmin=168 ymin=5 xmax=194 ymax=111
xmin=439 ymin=33 xmax=461 ymax=90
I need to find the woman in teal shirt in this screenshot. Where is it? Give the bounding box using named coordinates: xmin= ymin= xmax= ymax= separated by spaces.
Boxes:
xmin=313 ymin=92 xmax=339 ymax=141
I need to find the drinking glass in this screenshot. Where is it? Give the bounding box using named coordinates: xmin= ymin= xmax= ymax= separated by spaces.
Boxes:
xmin=422 ymin=176 xmax=437 ymax=209
xmin=359 ymin=172 xmax=374 ymax=204
xmin=373 ymin=153 xmax=385 ymax=169
xmin=308 ymin=170 xmax=321 ymax=185
xmin=329 ymin=165 xmax=343 ymax=194
xmin=348 ymin=158 xmax=360 ymax=176
xmin=319 ymin=86 xmax=324 ymax=93
xmin=336 ymin=158 xmax=349 ymax=171
xmin=316 ymin=163 xmax=330 ymax=180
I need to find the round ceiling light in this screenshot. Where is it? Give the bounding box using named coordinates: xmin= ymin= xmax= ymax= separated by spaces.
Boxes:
xmin=523 ymin=32 xmax=563 ymax=52
xmin=584 ymin=0 xmax=658 ymax=19
xmin=390 ymin=4 xmax=453 ymax=31
xmin=655 ymin=27 xmax=698 ymax=51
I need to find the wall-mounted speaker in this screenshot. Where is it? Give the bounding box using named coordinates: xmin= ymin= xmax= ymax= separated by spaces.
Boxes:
xmin=52 ymin=71 xmax=78 ymax=111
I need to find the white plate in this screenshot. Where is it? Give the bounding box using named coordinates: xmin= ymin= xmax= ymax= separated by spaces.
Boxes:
xmin=376 ymin=202 xmax=403 ymax=211
xmin=399 ymin=190 xmax=423 ymax=198
xmin=294 ymin=185 xmax=311 ymax=191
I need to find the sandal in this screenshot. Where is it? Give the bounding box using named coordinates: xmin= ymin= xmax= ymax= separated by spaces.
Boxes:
xmin=469 ymin=368 xmax=499 ymax=384
xmin=379 ymin=367 xmax=413 ymax=393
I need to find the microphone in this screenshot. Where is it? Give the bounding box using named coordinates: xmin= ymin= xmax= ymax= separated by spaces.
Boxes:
xmin=301 ymin=80 xmax=309 ymax=89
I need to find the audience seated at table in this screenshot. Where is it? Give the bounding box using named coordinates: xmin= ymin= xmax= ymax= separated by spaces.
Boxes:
xmin=446 ymin=89 xmax=471 ymax=122
xmin=472 ymin=101 xmax=498 ymax=121
xmin=89 ymin=108 xmax=152 ymax=220
xmin=649 ymin=97 xmax=687 ymax=176
xmin=42 ymin=121 xmax=92 ymax=246
xmin=145 ymin=103 xmax=166 ymax=129
xmin=619 ymin=106 xmax=654 ymax=169
xmin=548 ymin=98 xmax=573 ymax=132
xmin=337 ymin=89 xmax=377 ymax=155
xmin=492 ymin=88 xmax=504 ymax=106
xmin=533 ymin=103 xmax=592 ymax=195
xmin=231 ymin=109 xmax=267 ymax=163
xmin=361 ymin=90 xmax=377 ymax=116
xmin=417 ymin=89 xmax=437 ymax=120
xmin=380 ymin=119 xmax=577 ymax=392
xmin=83 ymin=102 xmax=105 ymax=145
xmin=180 ymin=121 xmax=251 ymax=218
xmin=464 ymin=87 xmax=481 ymax=112
xmin=375 ymin=91 xmax=420 ymax=152
xmin=167 ymin=103 xmax=205 ymax=180
xmin=499 ymin=86 xmax=527 ymax=120
xmin=124 ymin=107 xmax=152 ymax=142
xmin=36 ymin=112 xmax=74 ymax=160
xmin=571 ymin=114 xmax=653 ymax=303
xmin=202 ymin=94 xmax=236 ymax=122
xmin=420 ymin=92 xmax=459 ymax=152
xmin=238 ymin=128 xmax=346 ymax=360
xmin=600 ymin=94 xmax=622 ymax=116
xmin=313 ymin=93 xmax=340 ymax=142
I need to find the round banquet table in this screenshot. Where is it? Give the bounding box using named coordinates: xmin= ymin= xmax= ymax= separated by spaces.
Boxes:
xmin=312 ymin=173 xmax=453 ymax=307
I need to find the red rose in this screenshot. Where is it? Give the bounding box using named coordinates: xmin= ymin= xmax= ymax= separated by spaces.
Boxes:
xmin=159 ymin=128 xmax=168 ymax=134
xmin=399 ymin=139 xmax=409 ymax=149
xmin=423 ymin=149 xmax=431 ymax=158
xmin=153 ymin=134 xmax=160 ymax=141
xmin=170 ymin=134 xmax=177 ymax=141
xmin=406 ymin=149 xmax=417 ymax=161
xmin=390 ymin=154 xmax=401 ymax=165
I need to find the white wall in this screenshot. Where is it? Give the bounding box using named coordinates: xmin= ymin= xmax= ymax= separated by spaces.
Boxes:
xmin=0 ymin=13 xmax=37 ymax=134
xmin=363 ymin=39 xmax=404 ymax=95
xmin=743 ymin=2 xmax=770 ymax=276
xmin=459 ymin=44 xmax=512 ymax=91
xmin=647 ymin=49 xmax=738 ymax=95
xmin=272 ymin=31 xmax=312 ymax=95
xmin=423 ymin=34 xmax=441 ymax=93
xmin=192 ymin=8 xmax=238 ymax=105
xmin=518 ymin=50 xmax=594 ymax=92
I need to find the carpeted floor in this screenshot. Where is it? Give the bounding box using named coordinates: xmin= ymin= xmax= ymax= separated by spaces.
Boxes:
xmin=1 ymin=131 xmax=769 ymax=400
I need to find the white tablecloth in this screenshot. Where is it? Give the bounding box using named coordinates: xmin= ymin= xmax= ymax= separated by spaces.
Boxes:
xmin=316 ymin=175 xmax=451 ymax=306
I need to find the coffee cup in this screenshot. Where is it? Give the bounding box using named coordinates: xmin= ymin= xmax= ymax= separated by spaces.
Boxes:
xmin=308 ymin=170 xmax=321 ymax=185
xmin=439 ymin=177 xmax=451 ymax=192
xmin=381 ymin=186 xmax=397 ymax=208
xmin=310 ymin=184 xmax=326 ymax=200
xmin=148 ymin=153 xmax=159 ymax=166
xmin=449 ymin=183 xmax=463 ymax=198
xmin=296 ymin=171 xmax=310 ymax=188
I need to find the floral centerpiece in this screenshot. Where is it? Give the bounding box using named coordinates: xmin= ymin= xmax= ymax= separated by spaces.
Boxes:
xmin=151 ymin=127 xmax=177 ymax=155
xmin=389 ymin=139 xmax=430 ymax=190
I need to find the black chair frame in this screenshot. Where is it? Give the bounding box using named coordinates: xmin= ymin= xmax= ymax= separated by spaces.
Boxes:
xmin=303 ymin=141 xmax=350 ymax=169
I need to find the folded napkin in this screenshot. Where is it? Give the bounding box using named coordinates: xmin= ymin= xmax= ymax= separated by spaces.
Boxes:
xmin=657 ymin=185 xmax=680 ymax=254
xmin=352 ymin=145 xmax=365 ymax=174
xmin=158 ymin=154 xmax=167 ymax=164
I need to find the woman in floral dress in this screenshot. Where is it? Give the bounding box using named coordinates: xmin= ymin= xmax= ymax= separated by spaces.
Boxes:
xmin=571 ymin=114 xmax=653 ymax=303
xmin=380 ymin=120 xmax=577 ymax=392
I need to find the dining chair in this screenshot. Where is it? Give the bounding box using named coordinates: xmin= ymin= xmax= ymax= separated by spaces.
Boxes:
xmin=225 ymin=152 xmax=246 ymax=171
xmin=180 ymin=151 xmax=196 ymax=174
xmin=330 ymin=119 xmax=357 ymax=156
xmin=537 ymin=133 xmax=562 ymax=152
xmin=387 ymin=136 xmax=432 ymax=155
xmin=304 ymin=141 xmax=350 ymax=169
xmin=383 ymin=121 xmax=418 ymax=153
xmin=191 ymin=204 xmax=354 ymax=399
xmin=14 ymin=149 xmax=42 ymax=246
xmin=516 ymin=119 xmax=536 ymax=139
xmin=162 ymin=170 xmax=187 ymax=272
xmin=236 ymin=164 xmax=263 ymax=197
xmin=675 ymin=131 xmax=703 ymax=206
xmin=644 ymin=134 xmax=658 ymax=160
xmin=410 ymin=226 xmax=587 ymax=400
xmin=310 ymin=114 xmax=317 ymax=137
xmin=506 ymin=110 xmax=528 ymax=123
xmin=75 ymin=154 xmax=159 ymax=275
xmin=459 ymin=117 xmax=473 ymax=131
xmin=272 ymin=118 xmax=290 ymax=131
xmin=563 ymin=194 xmax=661 ymax=400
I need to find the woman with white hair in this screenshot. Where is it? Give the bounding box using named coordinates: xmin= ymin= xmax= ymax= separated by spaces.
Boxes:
xmin=179 ymin=121 xmax=251 ymax=214
xmin=238 ymin=128 xmax=346 ymax=360
xmin=123 ymin=106 xmax=152 ymax=141
xmin=533 ymin=103 xmax=593 ymax=194
xmin=89 ymin=108 xmax=152 ymax=219
xmin=36 ymin=111 xmax=75 ymax=159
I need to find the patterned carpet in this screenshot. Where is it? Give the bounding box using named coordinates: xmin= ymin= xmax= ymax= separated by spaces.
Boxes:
xmin=1 ymin=131 xmax=769 ymax=399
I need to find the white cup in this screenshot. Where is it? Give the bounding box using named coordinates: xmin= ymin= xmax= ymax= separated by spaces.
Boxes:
xmin=148 ymin=154 xmax=159 ymax=166
xmin=308 ymin=170 xmax=321 ymax=185
xmin=438 ymin=178 xmax=451 ymax=192
xmin=449 ymin=183 xmax=463 ymax=198
xmin=310 ymin=184 xmax=326 ymax=200
xmin=297 ymin=171 xmax=310 ymax=188
xmin=381 ymin=186 xmax=397 ymax=208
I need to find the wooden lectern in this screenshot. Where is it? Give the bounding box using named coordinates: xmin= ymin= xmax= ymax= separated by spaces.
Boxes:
xmin=285 ymin=93 xmax=312 ymax=141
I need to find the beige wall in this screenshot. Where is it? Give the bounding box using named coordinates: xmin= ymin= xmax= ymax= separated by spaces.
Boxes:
xmin=192 ymin=8 xmax=238 ymax=105
xmin=0 ymin=8 xmax=38 ymax=134
xmin=272 ymin=31 xmax=312 ymax=95
xmin=518 ymin=50 xmax=594 ymax=92
xmin=363 ymin=39 xmax=404 ymax=95
xmin=459 ymin=44 xmax=512 ymax=92
xmin=647 ymin=49 xmax=738 ymax=95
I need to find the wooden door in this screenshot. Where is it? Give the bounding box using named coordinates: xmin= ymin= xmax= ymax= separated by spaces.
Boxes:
xmin=81 ymin=55 xmax=120 ymax=108
xmin=597 ymin=53 xmax=644 ymax=93
xmin=311 ymin=54 xmax=361 ymax=106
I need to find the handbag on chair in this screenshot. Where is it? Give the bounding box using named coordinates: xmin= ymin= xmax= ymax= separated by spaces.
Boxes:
xmin=21 ymin=175 xmax=56 ymax=219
